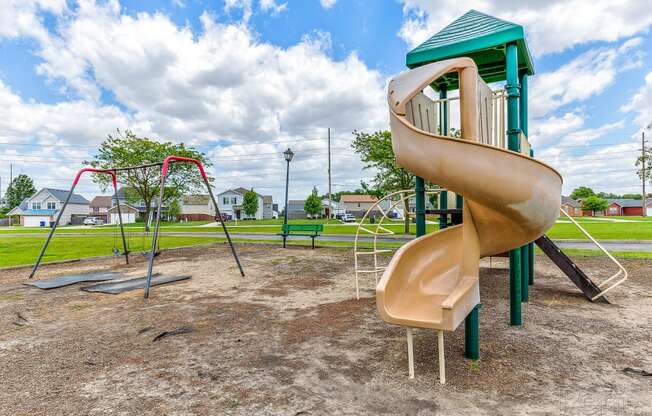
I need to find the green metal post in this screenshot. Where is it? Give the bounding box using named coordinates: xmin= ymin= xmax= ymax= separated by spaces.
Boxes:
xmin=465 ymin=304 xmax=481 ymax=360
xmin=509 ymin=249 xmax=522 ymax=325
xmin=506 ymin=42 xmax=522 ymax=325
xmin=439 ymin=85 xmax=449 ymax=230
xmin=415 ymin=176 xmax=425 ymax=237
xmin=518 ymin=70 xmax=529 ymax=300
xmin=529 ymin=149 xmax=535 ymax=285
xmin=521 ymin=244 xmax=529 ymax=302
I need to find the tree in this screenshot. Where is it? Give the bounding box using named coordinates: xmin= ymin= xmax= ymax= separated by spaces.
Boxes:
xmin=570 ymin=186 xmax=595 ymax=200
xmin=85 ymin=130 xmax=211 ymax=230
xmin=635 ymin=143 xmax=651 ymax=186
xmin=167 ymin=198 xmax=181 ymax=221
xmin=5 ymin=174 xmax=37 ymax=210
xmin=242 ymin=188 xmax=259 ymax=218
xmin=304 ymin=186 xmax=322 ymax=218
xmin=351 ymin=130 xmax=414 ymax=233
xmin=581 ymin=195 xmax=608 ymax=215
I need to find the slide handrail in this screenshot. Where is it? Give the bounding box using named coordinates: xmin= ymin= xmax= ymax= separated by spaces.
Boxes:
xmin=560 ymin=208 xmax=628 ymax=300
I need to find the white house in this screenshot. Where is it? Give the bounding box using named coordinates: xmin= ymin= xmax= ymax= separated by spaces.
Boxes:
xmin=108 ymin=204 xmax=138 ymax=224
xmin=180 ymin=195 xmax=215 ymax=221
xmin=217 ymin=187 xmax=273 ymax=220
xmin=8 ymin=188 xmax=90 ymax=227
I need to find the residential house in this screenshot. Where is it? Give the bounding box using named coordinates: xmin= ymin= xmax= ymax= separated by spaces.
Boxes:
xmin=108 ymin=204 xmax=139 ymax=224
xmin=89 ymin=196 xmax=113 ymax=223
xmin=180 ymin=195 xmax=215 ymax=221
xmin=605 ymin=199 xmax=645 ymax=216
xmin=8 ymin=188 xmax=90 ymax=226
xmin=321 ymin=199 xmax=346 ymax=218
xmin=286 ymin=199 xmax=306 ymax=219
xmin=561 ymin=196 xmax=582 ymax=216
xmin=217 ymin=187 xmax=273 ymax=220
xmin=340 ymin=195 xmax=379 ymax=217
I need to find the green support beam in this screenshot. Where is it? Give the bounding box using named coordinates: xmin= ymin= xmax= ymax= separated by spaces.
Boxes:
xmin=415 ymin=176 xmax=426 ymax=237
xmin=464 ymin=304 xmax=481 ymax=360
xmin=518 ymin=70 xmax=529 ymax=299
xmin=506 ymin=42 xmax=522 ymax=325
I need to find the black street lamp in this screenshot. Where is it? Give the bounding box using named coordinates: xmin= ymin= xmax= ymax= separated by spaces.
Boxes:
xmin=282 ymin=147 xmax=294 ymax=247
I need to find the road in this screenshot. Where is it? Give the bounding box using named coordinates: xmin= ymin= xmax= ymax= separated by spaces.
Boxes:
xmin=2 ymin=231 xmax=652 ymax=252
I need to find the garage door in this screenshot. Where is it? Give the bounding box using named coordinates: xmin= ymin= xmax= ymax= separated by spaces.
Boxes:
xmin=24 ymin=216 xmax=50 ymax=227
xmin=647 ymin=207 xmax=652 ymax=216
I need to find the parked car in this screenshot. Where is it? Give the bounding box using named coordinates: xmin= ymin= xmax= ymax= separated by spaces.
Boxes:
xmin=83 ymin=217 xmax=104 ymax=226
xmin=219 ymin=213 xmax=232 ymax=222
xmin=341 ymin=213 xmax=356 ymax=223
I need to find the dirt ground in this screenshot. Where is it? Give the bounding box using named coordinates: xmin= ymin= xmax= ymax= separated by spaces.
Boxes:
xmin=0 ymin=243 xmax=650 ymax=416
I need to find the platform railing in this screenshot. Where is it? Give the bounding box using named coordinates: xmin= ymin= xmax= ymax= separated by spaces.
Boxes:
xmin=560 ymin=208 xmax=628 ymax=300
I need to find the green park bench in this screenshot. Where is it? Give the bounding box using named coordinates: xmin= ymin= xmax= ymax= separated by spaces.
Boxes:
xmin=278 ymin=223 xmax=323 ymax=249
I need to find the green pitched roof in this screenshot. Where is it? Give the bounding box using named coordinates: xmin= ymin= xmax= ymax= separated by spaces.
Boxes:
xmin=406 ymin=10 xmax=534 ymax=89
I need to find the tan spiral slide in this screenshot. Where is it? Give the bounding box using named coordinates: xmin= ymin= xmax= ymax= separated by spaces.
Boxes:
xmin=376 ymin=58 xmax=562 ymax=382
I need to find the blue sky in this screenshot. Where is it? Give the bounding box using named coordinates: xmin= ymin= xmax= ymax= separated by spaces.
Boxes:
xmin=1 ymin=0 xmax=652 ymax=204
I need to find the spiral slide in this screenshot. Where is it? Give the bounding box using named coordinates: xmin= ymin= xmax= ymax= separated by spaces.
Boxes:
xmin=376 ymin=58 xmax=562 ymax=382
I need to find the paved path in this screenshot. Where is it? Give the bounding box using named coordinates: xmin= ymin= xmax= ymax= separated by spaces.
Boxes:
xmin=3 ymin=231 xmax=652 ymax=252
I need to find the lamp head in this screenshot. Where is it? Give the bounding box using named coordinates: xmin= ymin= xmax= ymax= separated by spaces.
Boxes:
xmin=284 ymin=148 xmax=294 ymax=162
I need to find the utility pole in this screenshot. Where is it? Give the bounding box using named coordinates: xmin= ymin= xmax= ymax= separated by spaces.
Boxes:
xmin=643 ymin=130 xmax=648 ymax=217
xmin=327 ymin=127 xmax=332 ymax=222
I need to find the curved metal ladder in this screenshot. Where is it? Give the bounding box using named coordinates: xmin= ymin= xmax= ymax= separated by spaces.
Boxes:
xmin=353 ymin=188 xmax=441 ymax=299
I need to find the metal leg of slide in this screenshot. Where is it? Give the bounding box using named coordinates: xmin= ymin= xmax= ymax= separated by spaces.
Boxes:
xmin=406 ymin=327 xmax=415 ymax=379
xmin=438 ymin=331 xmax=446 ymax=384
xmin=113 ymin=181 xmax=129 ymax=265
xmin=144 ymin=176 xmax=167 ymax=299
xmin=204 ymin=177 xmax=245 ymax=277
xmin=29 ymin=184 xmax=76 ymax=279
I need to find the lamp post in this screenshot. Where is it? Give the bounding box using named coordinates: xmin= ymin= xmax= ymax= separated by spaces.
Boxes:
xmin=283 ymin=147 xmax=294 ymax=248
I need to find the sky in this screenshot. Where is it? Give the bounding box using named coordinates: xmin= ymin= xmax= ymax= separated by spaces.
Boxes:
xmin=1 ymin=0 xmax=652 ymax=207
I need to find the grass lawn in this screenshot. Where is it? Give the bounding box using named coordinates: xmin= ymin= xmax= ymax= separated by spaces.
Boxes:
xmin=0 ymin=235 xmax=225 ymax=268
xmin=2 ymin=217 xmax=652 ymax=241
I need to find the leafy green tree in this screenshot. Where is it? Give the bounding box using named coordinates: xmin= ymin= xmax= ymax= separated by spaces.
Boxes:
xmin=167 ymin=198 xmax=181 ymax=221
xmin=304 ymin=187 xmax=322 ymax=218
xmin=351 ymin=130 xmax=414 ymax=233
xmin=581 ymin=195 xmax=608 ymax=215
xmin=622 ymin=193 xmax=642 ymax=200
xmin=85 ymin=130 xmax=211 ymax=230
xmin=5 ymin=174 xmax=37 ymax=210
xmin=242 ymin=188 xmax=259 ymax=218
xmin=570 ymin=186 xmax=595 ymax=200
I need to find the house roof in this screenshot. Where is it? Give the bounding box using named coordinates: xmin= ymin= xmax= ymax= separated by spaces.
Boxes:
xmin=263 ymin=195 xmax=273 ymax=204
xmin=406 ymin=9 xmax=534 ymax=89
xmin=44 ymin=188 xmax=90 ymax=205
xmin=218 ymin=187 xmax=262 ymax=197
xmin=340 ymin=194 xmax=377 ymax=203
xmin=183 ymin=195 xmax=210 ymax=205
xmin=90 ymin=196 xmax=113 ymax=208
xmin=107 ymin=204 xmax=139 ymax=213
xmin=288 ymin=200 xmax=305 ymax=206
xmin=561 ymin=196 xmax=580 ymax=208
xmin=607 ymin=199 xmax=642 ymax=208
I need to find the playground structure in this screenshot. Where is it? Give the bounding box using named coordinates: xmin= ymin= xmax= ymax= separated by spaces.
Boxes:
xmin=373 ymin=10 xmax=628 ymax=384
xmin=28 ymin=156 xmax=245 ymax=298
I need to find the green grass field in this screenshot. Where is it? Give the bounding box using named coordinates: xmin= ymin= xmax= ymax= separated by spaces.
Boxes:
xmin=2 ymin=214 xmax=652 ymax=268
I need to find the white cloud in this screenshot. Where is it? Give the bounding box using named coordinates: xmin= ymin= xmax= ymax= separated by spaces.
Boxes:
xmin=529 ymin=40 xmax=643 ymax=118
xmin=320 ymin=0 xmax=337 ymax=9
xmin=224 ymin=0 xmax=288 ymax=23
xmin=0 ymin=0 xmax=67 ymax=43
xmin=621 ymin=70 xmax=652 ymax=130
xmin=398 ymin=0 xmax=652 ymax=56
xmin=1 ymin=1 xmax=385 ymax=202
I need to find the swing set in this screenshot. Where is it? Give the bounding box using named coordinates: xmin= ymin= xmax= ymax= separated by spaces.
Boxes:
xmin=29 ymin=156 xmax=245 ymax=298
